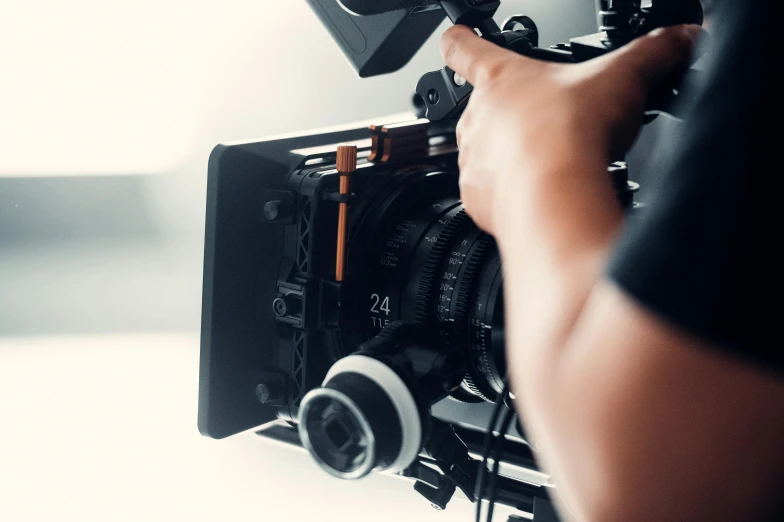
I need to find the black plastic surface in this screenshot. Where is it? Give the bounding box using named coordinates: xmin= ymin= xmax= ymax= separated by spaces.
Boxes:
xmin=307 ymin=0 xmax=446 ymax=77
xmin=198 ymin=125 xmax=372 ymax=439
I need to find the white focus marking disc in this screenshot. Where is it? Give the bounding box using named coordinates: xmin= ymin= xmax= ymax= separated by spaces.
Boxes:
xmin=325 ymin=355 xmax=422 ymax=474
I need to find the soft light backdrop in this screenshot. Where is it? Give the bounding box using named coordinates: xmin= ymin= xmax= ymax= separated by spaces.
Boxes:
xmin=0 ymin=2 xmax=598 ymax=521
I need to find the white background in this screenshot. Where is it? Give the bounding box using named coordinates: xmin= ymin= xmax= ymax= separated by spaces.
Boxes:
xmin=0 ymin=2 xmax=597 ymax=521
xmin=0 ymin=334 xmax=515 ymax=522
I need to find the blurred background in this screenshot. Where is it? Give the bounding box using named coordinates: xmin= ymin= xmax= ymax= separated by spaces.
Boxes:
xmin=0 ymin=1 xmax=666 ymax=520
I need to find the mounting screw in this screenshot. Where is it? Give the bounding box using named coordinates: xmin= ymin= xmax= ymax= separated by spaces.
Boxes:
xmin=255 ymin=383 xmax=272 ymax=404
xmin=255 ymin=381 xmax=286 ymax=406
xmin=255 ymin=372 xmax=287 ymax=406
xmin=273 ymin=294 xmax=301 ymax=317
xmin=272 ymin=297 xmax=288 ymax=316
xmin=453 ymin=72 xmax=466 ymax=87
xmin=263 ymin=200 xmax=289 ymax=221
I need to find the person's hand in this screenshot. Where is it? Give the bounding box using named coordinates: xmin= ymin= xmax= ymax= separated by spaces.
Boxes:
xmin=440 ymin=24 xmax=701 ymax=236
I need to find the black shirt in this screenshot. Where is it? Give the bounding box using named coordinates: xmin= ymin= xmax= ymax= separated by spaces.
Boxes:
xmin=608 ymin=0 xmax=783 ymax=373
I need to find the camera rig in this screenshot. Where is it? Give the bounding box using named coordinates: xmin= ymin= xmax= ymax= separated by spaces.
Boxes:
xmin=199 ymin=116 xmax=639 ymax=520
xmin=312 ymin=0 xmax=703 ymax=120
xmin=199 ymin=2 xmax=703 ymax=521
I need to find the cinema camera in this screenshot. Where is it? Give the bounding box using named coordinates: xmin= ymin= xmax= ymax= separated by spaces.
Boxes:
xmin=198 ymin=2 xmax=703 ymax=520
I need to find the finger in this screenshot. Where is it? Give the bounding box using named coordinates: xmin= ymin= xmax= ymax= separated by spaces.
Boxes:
xmin=440 ymin=25 xmax=520 ymax=86
xmin=609 ymin=24 xmax=702 ymax=92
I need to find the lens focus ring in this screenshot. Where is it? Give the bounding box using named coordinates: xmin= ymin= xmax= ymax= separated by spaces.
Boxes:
xmin=360 ymin=172 xmax=506 ymax=403
xmin=414 ymin=209 xmax=470 ymax=325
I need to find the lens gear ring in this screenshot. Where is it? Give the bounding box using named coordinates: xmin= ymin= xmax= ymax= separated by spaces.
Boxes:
xmin=451 ymin=234 xmax=492 ymax=326
xmin=451 ymin=234 xmax=497 ymax=401
xmin=468 ymin=249 xmax=504 ymax=399
xmin=414 ymin=209 xmax=471 ymax=324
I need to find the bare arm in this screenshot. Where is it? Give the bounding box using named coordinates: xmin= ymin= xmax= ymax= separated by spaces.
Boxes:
xmin=501 ymin=213 xmax=784 ymax=521
xmin=441 ymin=25 xmax=784 ymax=521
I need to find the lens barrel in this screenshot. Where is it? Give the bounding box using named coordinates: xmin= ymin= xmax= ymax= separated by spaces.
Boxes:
xmin=359 ymin=171 xmax=506 ymax=401
xmin=301 ymin=169 xmax=508 ymax=478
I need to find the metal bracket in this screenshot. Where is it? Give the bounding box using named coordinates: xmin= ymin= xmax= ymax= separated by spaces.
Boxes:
xmin=273 ymin=282 xmax=304 ymax=327
xmin=368 ymin=119 xmax=430 ymax=163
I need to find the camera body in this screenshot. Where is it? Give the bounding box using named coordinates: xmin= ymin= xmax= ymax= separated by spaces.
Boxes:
xmin=198 ymin=115 xmax=638 ymax=514
xmin=199 ymin=116 xmax=504 ymax=437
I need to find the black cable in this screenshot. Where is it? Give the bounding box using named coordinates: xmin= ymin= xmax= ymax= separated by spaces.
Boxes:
xmin=475 ymin=379 xmax=510 ymax=522
xmin=486 ymin=406 xmax=516 ymax=522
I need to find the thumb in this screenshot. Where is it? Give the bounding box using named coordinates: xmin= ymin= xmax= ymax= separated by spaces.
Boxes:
xmin=608 ymin=24 xmax=702 ymax=91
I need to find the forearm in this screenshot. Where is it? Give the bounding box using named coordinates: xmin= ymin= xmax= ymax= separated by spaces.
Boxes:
xmin=495 ymin=150 xmax=622 ymax=371
xmin=495 ymin=159 xmax=784 ymax=522
xmin=494 ymin=154 xmax=623 ymax=520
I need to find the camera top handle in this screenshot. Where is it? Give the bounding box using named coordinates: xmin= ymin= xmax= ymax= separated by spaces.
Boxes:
xmin=415 ymin=0 xmax=704 ymax=121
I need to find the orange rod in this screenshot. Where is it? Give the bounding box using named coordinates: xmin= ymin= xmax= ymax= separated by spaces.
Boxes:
xmin=335 ymin=145 xmax=357 ymax=282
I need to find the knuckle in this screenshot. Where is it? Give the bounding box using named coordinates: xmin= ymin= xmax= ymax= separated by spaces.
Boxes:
xmin=477 ymin=56 xmax=511 ymax=83
xmin=661 ymin=29 xmax=693 ymax=58
xmin=651 ymin=26 xmax=694 ymax=59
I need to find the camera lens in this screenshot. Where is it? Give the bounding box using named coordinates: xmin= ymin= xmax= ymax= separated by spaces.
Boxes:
xmin=300 ymin=169 xmax=507 ymax=479
xmin=299 ymin=355 xmax=422 ymax=479
xmin=356 ymin=171 xmax=506 ymax=402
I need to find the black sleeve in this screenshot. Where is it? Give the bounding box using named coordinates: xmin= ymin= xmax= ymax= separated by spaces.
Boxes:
xmin=607 ymin=0 xmax=783 ymax=373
